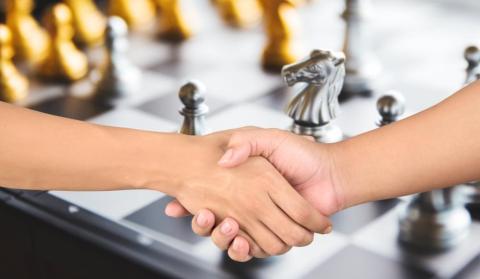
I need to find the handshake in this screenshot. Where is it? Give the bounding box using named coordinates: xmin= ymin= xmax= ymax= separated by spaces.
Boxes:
xmin=160 ymin=127 xmax=347 ymax=262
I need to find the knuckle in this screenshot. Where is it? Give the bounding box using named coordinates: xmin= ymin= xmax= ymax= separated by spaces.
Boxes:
xmin=211 ymin=231 xmax=230 ymax=250
xmin=265 ymin=242 xmax=288 ymax=256
xmin=298 ymin=232 xmax=314 ymax=247
xmin=294 ymin=207 xmax=312 ymax=224
xmin=284 ymin=231 xmax=305 ymax=247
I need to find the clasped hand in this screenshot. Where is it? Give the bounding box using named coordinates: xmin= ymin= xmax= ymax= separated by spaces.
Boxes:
xmin=164 ymin=128 xmax=344 ymax=262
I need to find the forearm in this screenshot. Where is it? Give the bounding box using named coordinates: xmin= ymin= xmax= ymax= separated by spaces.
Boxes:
xmin=334 ymin=81 xmax=480 ymax=208
xmin=0 ymin=102 xmax=188 ymax=195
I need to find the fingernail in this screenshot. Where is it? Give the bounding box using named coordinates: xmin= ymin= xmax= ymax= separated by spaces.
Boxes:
xmin=196 ymin=213 xmax=208 ymax=227
xmin=233 ymin=238 xmax=241 ymax=251
xmin=220 ymin=222 xmax=232 ymax=235
xmin=218 ymin=149 xmax=233 ymax=165
xmin=322 ymin=226 xmax=333 ymax=234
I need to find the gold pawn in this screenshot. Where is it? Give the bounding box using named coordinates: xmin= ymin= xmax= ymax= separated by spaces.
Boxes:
xmin=212 ymin=0 xmax=262 ymax=28
xmin=108 ymin=0 xmax=156 ymax=29
xmin=38 ymin=3 xmax=88 ymax=82
xmin=5 ymin=0 xmax=50 ymax=65
xmin=259 ymin=0 xmax=303 ymax=71
xmin=64 ymin=0 xmax=106 ymax=46
xmin=155 ymin=0 xmax=192 ymax=42
xmin=0 ymin=24 xmax=29 ymax=103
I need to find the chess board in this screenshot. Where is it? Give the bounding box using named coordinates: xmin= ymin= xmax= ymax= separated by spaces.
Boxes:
xmin=2 ymin=0 xmax=480 ymax=278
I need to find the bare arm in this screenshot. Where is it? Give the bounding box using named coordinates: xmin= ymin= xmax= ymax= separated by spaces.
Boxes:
xmin=170 ymin=81 xmax=480 ymax=262
xmin=336 ymin=81 xmax=480 ymax=207
xmin=0 ymin=102 xmax=331 ymax=256
xmin=0 ymin=101 xmax=188 ymax=194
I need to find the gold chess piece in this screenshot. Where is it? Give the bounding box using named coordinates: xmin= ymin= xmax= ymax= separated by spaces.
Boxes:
xmin=0 ymin=24 xmax=29 ymax=103
xmin=39 ymin=3 xmax=88 ymax=82
xmin=64 ymin=0 xmax=106 ymax=46
xmin=5 ymin=0 xmax=50 ymax=65
xmin=212 ymin=0 xmax=262 ymax=28
xmin=155 ymin=0 xmax=192 ymax=42
xmin=108 ymin=0 xmax=156 ymax=29
xmin=259 ymin=0 xmax=303 ymax=71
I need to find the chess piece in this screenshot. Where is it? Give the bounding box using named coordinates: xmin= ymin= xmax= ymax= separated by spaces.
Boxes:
xmin=464 ymin=45 xmax=480 ymax=84
xmin=212 ymin=0 xmax=262 ymax=28
xmin=340 ymin=0 xmax=380 ymax=100
xmin=92 ymin=17 xmax=141 ymax=104
xmin=259 ymin=0 xmax=303 ymax=71
xmin=0 ymin=24 xmax=29 ymax=103
xmin=108 ymin=0 xmax=156 ymax=30
xmin=179 ymin=80 xmax=209 ymax=136
xmin=38 ymin=3 xmax=88 ymax=82
xmin=64 ymin=0 xmax=106 ymax=46
xmin=156 ymin=0 xmax=192 ymax=42
xmin=5 ymin=0 xmax=50 ymax=65
xmin=282 ymin=49 xmax=346 ymax=143
xmin=376 ymin=91 xmax=405 ymax=127
xmin=398 ymin=189 xmax=471 ymax=251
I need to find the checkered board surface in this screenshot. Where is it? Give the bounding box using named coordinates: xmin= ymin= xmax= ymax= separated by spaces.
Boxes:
xmin=3 ymin=0 xmax=480 ymax=278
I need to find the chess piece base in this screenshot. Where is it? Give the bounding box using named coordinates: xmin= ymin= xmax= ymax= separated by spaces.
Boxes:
xmin=398 ymin=200 xmax=472 ymax=251
xmin=291 ymin=122 xmax=343 ymax=144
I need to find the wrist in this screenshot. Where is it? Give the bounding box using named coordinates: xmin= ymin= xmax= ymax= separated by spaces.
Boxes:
xmin=119 ymin=129 xmax=191 ymax=196
xmin=328 ymin=139 xmax=362 ymax=209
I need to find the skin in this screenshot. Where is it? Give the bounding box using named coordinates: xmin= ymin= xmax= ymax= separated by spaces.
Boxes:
xmin=0 ymin=101 xmax=332 ymax=256
xmin=167 ymin=81 xmax=480 ymax=262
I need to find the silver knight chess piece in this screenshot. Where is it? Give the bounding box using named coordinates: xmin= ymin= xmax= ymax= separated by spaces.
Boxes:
xmin=376 ymin=90 xmax=405 ymax=127
xmin=178 ymin=80 xmax=209 ymax=136
xmin=340 ymin=0 xmax=380 ymax=100
xmin=93 ymin=16 xmax=141 ymax=104
xmin=282 ymin=49 xmax=346 ymax=143
xmin=464 ymin=45 xmax=480 ymax=84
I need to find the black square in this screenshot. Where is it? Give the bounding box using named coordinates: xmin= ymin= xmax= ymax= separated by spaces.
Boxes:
xmin=330 ymin=199 xmax=400 ymax=235
xmin=30 ymin=95 xmax=111 ymax=120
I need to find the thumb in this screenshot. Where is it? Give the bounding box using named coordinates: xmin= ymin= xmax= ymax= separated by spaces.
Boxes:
xmin=218 ymin=129 xmax=283 ymax=168
xmin=217 ymin=144 xmax=252 ymax=168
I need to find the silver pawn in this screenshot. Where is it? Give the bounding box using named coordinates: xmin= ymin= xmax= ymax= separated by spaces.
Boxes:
xmin=282 ymin=49 xmax=346 ymax=143
xmin=464 ymin=45 xmax=480 ymax=84
xmin=376 ymin=91 xmax=405 ymax=127
xmin=93 ymin=16 xmax=141 ymax=104
xmin=179 ymin=80 xmax=209 ymax=136
xmin=340 ymin=0 xmax=380 ymax=99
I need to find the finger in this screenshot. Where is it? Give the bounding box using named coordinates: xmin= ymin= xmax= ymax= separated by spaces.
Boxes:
xmin=165 ymin=199 xmax=191 ymax=217
xmin=211 ymin=218 xmax=240 ymax=250
xmin=270 ymin=185 xmax=332 ymax=234
xmin=217 ymin=147 xmax=250 ymax=168
xmin=261 ymin=198 xmax=314 ymax=247
xmin=228 ymin=237 xmax=253 ymax=262
xmin=243 ymin=220 xmax=291 ymax=256
xmin=236 ymin=230 xmax=269 ymax=259
xmin=191 ymin=209 xmax=216 ymax=237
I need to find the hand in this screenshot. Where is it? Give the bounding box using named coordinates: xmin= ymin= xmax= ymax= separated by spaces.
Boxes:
xmin=166 ymin=128 xmax=344 ymax=261
xmin=162 ymin=132 xmax=332 ymax=257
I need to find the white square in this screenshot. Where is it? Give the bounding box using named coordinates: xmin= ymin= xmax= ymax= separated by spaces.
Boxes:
xmin=50 ymin=190 xmax=164 ymax=220
xmin=207 ymin=104 xmax=292 ymax=132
